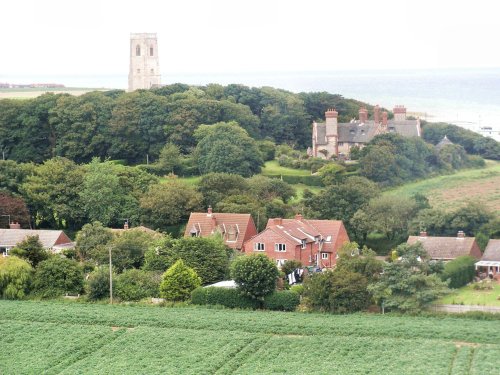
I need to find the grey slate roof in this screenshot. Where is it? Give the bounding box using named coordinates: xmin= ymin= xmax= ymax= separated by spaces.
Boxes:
xmin=407 ymin=235 xmax=480 ymax=260
xmin=388 ymin=120 xmax=421 ymax=137
xmin=338 ymin=121 xmax=379 ymax=143
xmin=436 ymin=135 xmax=454 ymax=150
xmin=0 ymin=229 xmax=71 ymax=249
xmin=482 ymin=239 xmax=500 ymax=261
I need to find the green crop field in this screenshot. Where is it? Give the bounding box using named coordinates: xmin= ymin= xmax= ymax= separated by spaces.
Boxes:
xmin=384 ymin=160 xmax=500 ymax=214
xmin=1 ymin=301 xmax=499 ymax=374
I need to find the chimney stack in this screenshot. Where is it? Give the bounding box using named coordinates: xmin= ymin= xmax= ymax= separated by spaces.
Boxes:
xmin=457 ymin=230 xmax=465 ymax=239
xmin=124 ymin=221 xmax=129 ymax=230
xmin=207 ymin=206 xmax=213 ymax=217
xmin=359 ymin=107 xmax=368 ymax=123
xmin=393 ymin=105 xmax=407 ymax=122
xmin=374 ymin=105 xmax=380 ymax=124
xmin=419 ymin=231 xmax=427 ymax=237
xmin=382 ymin=111 xmax=388 ymax=126
xmin=325 ymin=108 xmax=338 ymax=136
xmin=295 ymin=213 xmax=303 ymax=222
xmin=9 ymin=222 xmax=21 ymax=229
xmin=273 ymin=218 xmax=283 ymax=226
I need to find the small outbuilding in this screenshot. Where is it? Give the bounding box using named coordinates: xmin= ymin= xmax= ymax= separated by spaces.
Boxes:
xmin=475 ymin=239 xmax=500 ymax=277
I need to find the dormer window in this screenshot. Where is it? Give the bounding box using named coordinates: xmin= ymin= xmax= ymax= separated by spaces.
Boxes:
xmin=226 ymin=224 xmax=239 ymax=242
xmin=325 ymin=235 xmax=332 ymax=243
xmin=301 ymin=239 xmax=306 ymax=249
xmin=189 ymin=224 xmax=200 ymax=237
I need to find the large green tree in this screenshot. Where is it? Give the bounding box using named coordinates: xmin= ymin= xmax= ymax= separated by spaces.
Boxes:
xmin=0 ymin=256 xmax=33 ymax=299
xmin=231 ymin=254 xmax=279 ymax=300
xmin=194 ymin=122 xmax=263 ymax=177
xmin=9 ymin=235 xmax=48 ymax=267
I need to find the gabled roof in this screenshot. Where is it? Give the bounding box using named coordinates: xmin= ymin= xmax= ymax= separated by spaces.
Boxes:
xmin=388 ymin=120 xmax=421 ymax=137
xmin=482 ymin=239 xmax=500 ymax=261
xmin=407 ymin=235 xmax=480 ymax=260
xmin=338 ymin=121 xmax=379 ymax=143
xmin=265 ymin=217 xmax=347 ymax=253
xmin=184 ymin=212 xmax=256 ymax=250
xmin=0 ymin=229 xmax=72 ymax=249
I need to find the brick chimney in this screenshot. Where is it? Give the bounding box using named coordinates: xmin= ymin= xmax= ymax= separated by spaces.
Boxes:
xmin=325 ymin=108 xmax=338 ymax=136
xmin=9 ymin=222 xmax=21 ymax=229
xmin=359 ymin=107 xmax=368 ymax=123
xmin=273 ymin=218 xmax=283 ymax=226
xmin=207 ymin=206 xmax=213 ymax=217
xmin=382 ymin=111 xmax=388 ymax=126
xmin=374 ymin=105 xmax=380 ymax=123
xmin=457 ymin=230 xmax=465 ymax=239
xmin=124 ymin=221 xmax=129 ymax=230
xmin=419 ymin=231 xmax=427 ymax=237
xmin=295 ymin=213 xmax=303 ymax=222
xmin=393 ymin=105 xmax=407 ymax=122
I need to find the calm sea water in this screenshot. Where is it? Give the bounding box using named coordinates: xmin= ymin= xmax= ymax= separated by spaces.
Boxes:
xmin=2 ymin=68 xmax=500 ymax=138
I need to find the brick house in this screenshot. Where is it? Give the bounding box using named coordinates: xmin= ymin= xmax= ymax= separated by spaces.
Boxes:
xmin=0 ymin=223 xmax=74 ymax=256
xmin=407 ymin=231 xmax=482 ymax=261
xmin=243 ymin=214 xmax=350 ymax=269
xmin=184 ymin=207 xmax=257 ymax=251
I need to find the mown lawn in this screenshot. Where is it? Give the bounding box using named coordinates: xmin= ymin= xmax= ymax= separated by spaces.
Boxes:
xmin=384 ymin=160 xmax=500 ymax=214
xmin=261 ymin=160 xmax=311 ymax=176
xmin=439 ymin=282 xmax=500 ymax=306
xmin=1 ymin=300 xmax=500 ymax=374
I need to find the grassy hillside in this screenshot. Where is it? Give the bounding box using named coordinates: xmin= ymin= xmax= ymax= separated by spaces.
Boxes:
xmin=1 ymin=300 xmax=500 ymax=374
xmin=384 ymin=160 xmax=500 ymax=214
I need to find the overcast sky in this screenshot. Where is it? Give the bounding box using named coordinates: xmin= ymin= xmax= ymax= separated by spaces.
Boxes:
xmin=2 ymin=0 xmax=499 ymax=76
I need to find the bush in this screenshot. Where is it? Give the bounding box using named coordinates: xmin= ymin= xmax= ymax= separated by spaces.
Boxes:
xmin=9 ymin=235 xmax=48 ymax=267
xmin=290 ymin=284 xmax=305 ymax=296
xmin=160 ymin=259 xmax=201 ymax=301
xmin=32 ymin=256 xmax=84 ymax=298
xmin=231 ymin=254 xmax=279 ymax=300
xmin=441 ymin=256 xmax=477 ymax=289
xmin=263 ymin=291 xmax=300 ymax=311
xmin=0 ymin=256 xmax=33 ymax=299
xmin=115 ymin=269 xmax=161 ymax=301
xmin=303 ymin=269 xmax=370 ymax=313
xmin=265 ymin=174 xmax=324 ymax=187
xmin=191 ymin=287 xmax=259 ymax=309
xmin=86 ymin=266 xmax=113 ymax=301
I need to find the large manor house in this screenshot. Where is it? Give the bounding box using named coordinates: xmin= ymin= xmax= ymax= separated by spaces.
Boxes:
xmin=311 ymin=105 xmax=421 ymax=159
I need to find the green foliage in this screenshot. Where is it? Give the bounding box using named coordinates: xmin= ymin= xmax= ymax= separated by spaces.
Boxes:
xmin=75 ymin=221 xmax=114 ymax=261
xmin=0 ymin=256 xmax=33 ymax=299
xmin=264 ymin=174 xmax=324 ymax=186
xmin=368 ymin=243 xmax=450 ymax=313
xmin=103 ymin=230 xmax=157 ymax=272
xmin=230 ymin=254 xmax=279 ymax=300
xmin=115 ymin=269 xmax=161 ymax=301
xmin=156 ymin=143 xmax=182 ymax=174
xmin=281 ymin=260 xmax=302 ymax=277
xmin=441 ymin=256 xmax=477 ymax=289
xmin=335 ymin=242 xmax=384 ymax=282
xmin=317 ymin=163 xmax=346 ymax=185
xmin=85 ymin=266 xmax=113 ymax=301
xmin=303 ymin=269 xmax=370 ymax=313
xmin=262 ymin=291 xmax=300 ymax=311
xmin=247 ymin=175 xmax=295 ymax=203
xmin=159 ymin=259 xmax=201 ymax=301
xmin=194 ymin=121 xmax=263 ymax=177
xmin=197 ymin=172 xmax=249 ymax=208
xmin=9 ymin=235 xmax=48 ymax=267
xmin=140 ymin=180 xmax=202 ymax=230
xmin=32 ymin=256 xmax=84 ymax=298
xmin=256 ymin=140 xmax=276 ymax=161
xmin=191 ymin=287 xmax=260 ymax=309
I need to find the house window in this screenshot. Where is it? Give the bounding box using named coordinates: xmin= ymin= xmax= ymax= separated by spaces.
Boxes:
xmin=325 ymin=235 xmax=332 ymax=243
xmin=226 ymin=225 xmax=238 ymax=242
xmin=150 ymin=69 xmax=154 ymax=74
xmin=189 ymin=225 xmax=200 ymax=237
xmin=301 ymin=239 xmax=306 ymax=249
xmin=276 ymin=259 xmax=286 ymax=267
xmin=321 ymin=253 xmax=328 ymax=260
xmin=137 ymin=69 xmax=141 ymax=74
xmin=150 ymin=47 xmax=154 ymax=56
xmin=338 ymin=142 xmax=344 ymax=146
xmin=254 ymin=243 xmax=265 ymax=251
xmin=275 ymin=243 xmax=286 ymax=252
xmin=136 ymin=45 xmax=141 ymax=56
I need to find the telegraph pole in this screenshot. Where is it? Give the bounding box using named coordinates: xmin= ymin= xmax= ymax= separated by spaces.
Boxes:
xmin=109 ymin=246 xmax=113 ymax=304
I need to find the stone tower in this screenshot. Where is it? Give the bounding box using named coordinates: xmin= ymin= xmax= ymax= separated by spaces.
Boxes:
xmin=128 ymin=33 xmax=161 ymax=91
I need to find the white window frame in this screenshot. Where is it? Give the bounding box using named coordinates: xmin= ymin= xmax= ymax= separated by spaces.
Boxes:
xmin=321 ymin=252 xmax=328 ymax=260
xmin=275 ymin=243 xmax=286 ymax=252
xmin=254 ymin=243 xmax=265 ymax=251
xmin=301 ymin=239 xmax=306 ymax=249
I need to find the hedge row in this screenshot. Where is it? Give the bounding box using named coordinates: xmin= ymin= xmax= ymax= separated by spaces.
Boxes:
xmin=265 ymin=174 xmax=324 ymax=187
xmin=191 ymin=287 xmax=300 ymax=311
xmin=441 ymin=256 xmax=477 ymax=289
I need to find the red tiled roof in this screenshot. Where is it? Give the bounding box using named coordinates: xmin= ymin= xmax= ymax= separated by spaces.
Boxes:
xmin=184 ymin=212 xmax=257 ymax=250
xmin=265 ymin=217 xmax=348 ymax=252
xmin=407 ymin=235 xmax=480 ymax=260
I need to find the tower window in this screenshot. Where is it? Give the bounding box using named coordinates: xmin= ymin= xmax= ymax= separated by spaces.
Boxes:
xmin=150 ymin=69 xmax=154 ymax=74
xmin=150 ymin=47 xmax=154 ymax=56
xmin=137 ymin=69 xmax=140 ymax=74
xmin=136 ymin=45 xmax=141 ymax=56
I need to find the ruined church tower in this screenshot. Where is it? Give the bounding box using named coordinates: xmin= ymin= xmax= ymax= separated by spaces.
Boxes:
xmin=128 ymin=33 xmax=161 ymax=91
